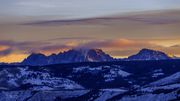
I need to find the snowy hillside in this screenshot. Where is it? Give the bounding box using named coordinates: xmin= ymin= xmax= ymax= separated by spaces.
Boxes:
xmin=0 ymin=59 xmax=179 ymax=100
xmin=149 ymin=72 xmax=180 ymax=86
xmin=0 ymin=67 xmax=83 ymax=90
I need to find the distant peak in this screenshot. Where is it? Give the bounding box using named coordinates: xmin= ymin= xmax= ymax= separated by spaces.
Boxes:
xmin=141 ymin=48 xmax=152 ymax=51
xmin=22 ymin=48 xmax=113 ymax=66
xmin=49 ymin=53 xmax=57 ymax=57
xmin=139 ymin=48 xmax=156 ymax=52
xmin=29 ymin=53 xmax=45 ymax=56
xmin=128 ymin=48 xmax=171 ymax=60
xmin=91 ymin=48 xmax=103 ymax=52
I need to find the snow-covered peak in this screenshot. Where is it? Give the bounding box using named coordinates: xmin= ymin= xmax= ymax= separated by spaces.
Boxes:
xmin=21 ymin=48 xmax=113 ymax=66
xmin=22 ymin=53 xmax=48 ymax=66
xmin=128 ymin=48 xmax=171 ymax=60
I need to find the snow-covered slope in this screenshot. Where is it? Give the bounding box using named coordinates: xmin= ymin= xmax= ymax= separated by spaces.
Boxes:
xmin=0 ymin=67 xmax=84 ymax=90
xmin=120 ymin=90 xmax=179 ymax=101
xmin=0 ymin=59 xmax=179 ymax=100
xmin=73 ymin=65 xmax=130 ymax=83
xmin=0 ymin=90 xmax=89 ymax=101
xmin=133 ymin=72 xmax=180 ymax=101
xmin=149 ymin=72 xmax=180 ymax=86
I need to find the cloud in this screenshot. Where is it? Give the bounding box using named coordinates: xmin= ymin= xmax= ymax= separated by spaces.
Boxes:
xmin=0 ymin=40 xmax=51 ymax=55
xmin=0 ymin=38 xmax=160 ymax=56
xmin=2 ymin=0 xmax=180 ymax=19
xmin=17 ymin=1 xmax=57 ymax=8
xmin=0 ymin=48 xmax=13 ymax=57
xmin=23 ymin=15 xmax=180 ymax=26
xmin=0 ymin=45 xmax=9 ymax=51
xmin=0 ymin=38 xmax=179 ymax=62
xmin=46 ymin=37 xmax=95 ymax=41
xmin=0 ymin=40 xmax=49 ymax=47
xmin=0 ymin=40 xmax=76 ymax=56
xmin=170 ymin=44 xmax=180 ymax=48
xmin=38 ymin=44 xmax=73 ymax=54
xmin=79 ymin=39 xmax=155 ymax=49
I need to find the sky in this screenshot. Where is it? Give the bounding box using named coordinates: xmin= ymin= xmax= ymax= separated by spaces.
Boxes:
xmin=0 ymin=0 xmax=180 ymax=63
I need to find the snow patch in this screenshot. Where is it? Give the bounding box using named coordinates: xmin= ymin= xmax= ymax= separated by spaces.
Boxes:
xmin=150 ymin=72 xmax=180 ymax=86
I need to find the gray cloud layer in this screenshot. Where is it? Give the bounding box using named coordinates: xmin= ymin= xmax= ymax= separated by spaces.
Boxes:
xmin=0 ymin=38 xmax=161 ymax=56
xmin=1 ymin=0 xmax=180 ymax=19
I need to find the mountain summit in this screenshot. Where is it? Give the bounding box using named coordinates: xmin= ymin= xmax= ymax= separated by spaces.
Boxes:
xmin=128 ymin=48 xmax=171 ymax=60
xmin=22 ymin=48 xmax=113 ymax=66
xmin=22 ymin=53 xmax=48 ymax=66
xmin=21 ymin=48 xmax=173 ymax=66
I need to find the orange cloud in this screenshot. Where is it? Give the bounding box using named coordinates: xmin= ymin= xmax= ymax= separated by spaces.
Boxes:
xmin=0 ymin=45 xmax=9 ymax=51
xmin=148 ymin=39 xmax=180 ymax=47
xmin=79 ymin=39 xmax=154 ymax=49
xmin=0 ymin=38 xmax=179 ymax=63
xmin=0 ymin=54 xmax=28 ymax=63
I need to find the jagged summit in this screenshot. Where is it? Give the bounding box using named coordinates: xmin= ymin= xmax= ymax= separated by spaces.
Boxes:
xmin=138 ymin=48 xmax=163 ymax=54
xmin=22 ymin=53 xmax=48 ymax=66
xmin=128 ymin=48 xmax=171 ymax=60
xmin=21 ymin=48 xmax=173 ymax=66
xmin=139 ymin=48 xmax=156 ymax=53
xmin=22 ymin=48 xmax=113 ymax=66
xmin=28 ymin=53 xmax=46 ymax=57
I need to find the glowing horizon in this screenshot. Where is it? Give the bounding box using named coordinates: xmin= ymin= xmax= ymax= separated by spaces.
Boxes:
xmin=0 ymin=46 xmax=179 ymax=63
xmin=0 ymin=1 xmax=180 ymax=63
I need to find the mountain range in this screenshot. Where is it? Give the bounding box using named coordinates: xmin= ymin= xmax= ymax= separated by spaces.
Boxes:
xmin=0 ymin=48 xmax=179 ymax=100
xmin=21 ymin=48 xmax=172 ymax=66
xmin=22 ymin=48 xmax=113 ymax=66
